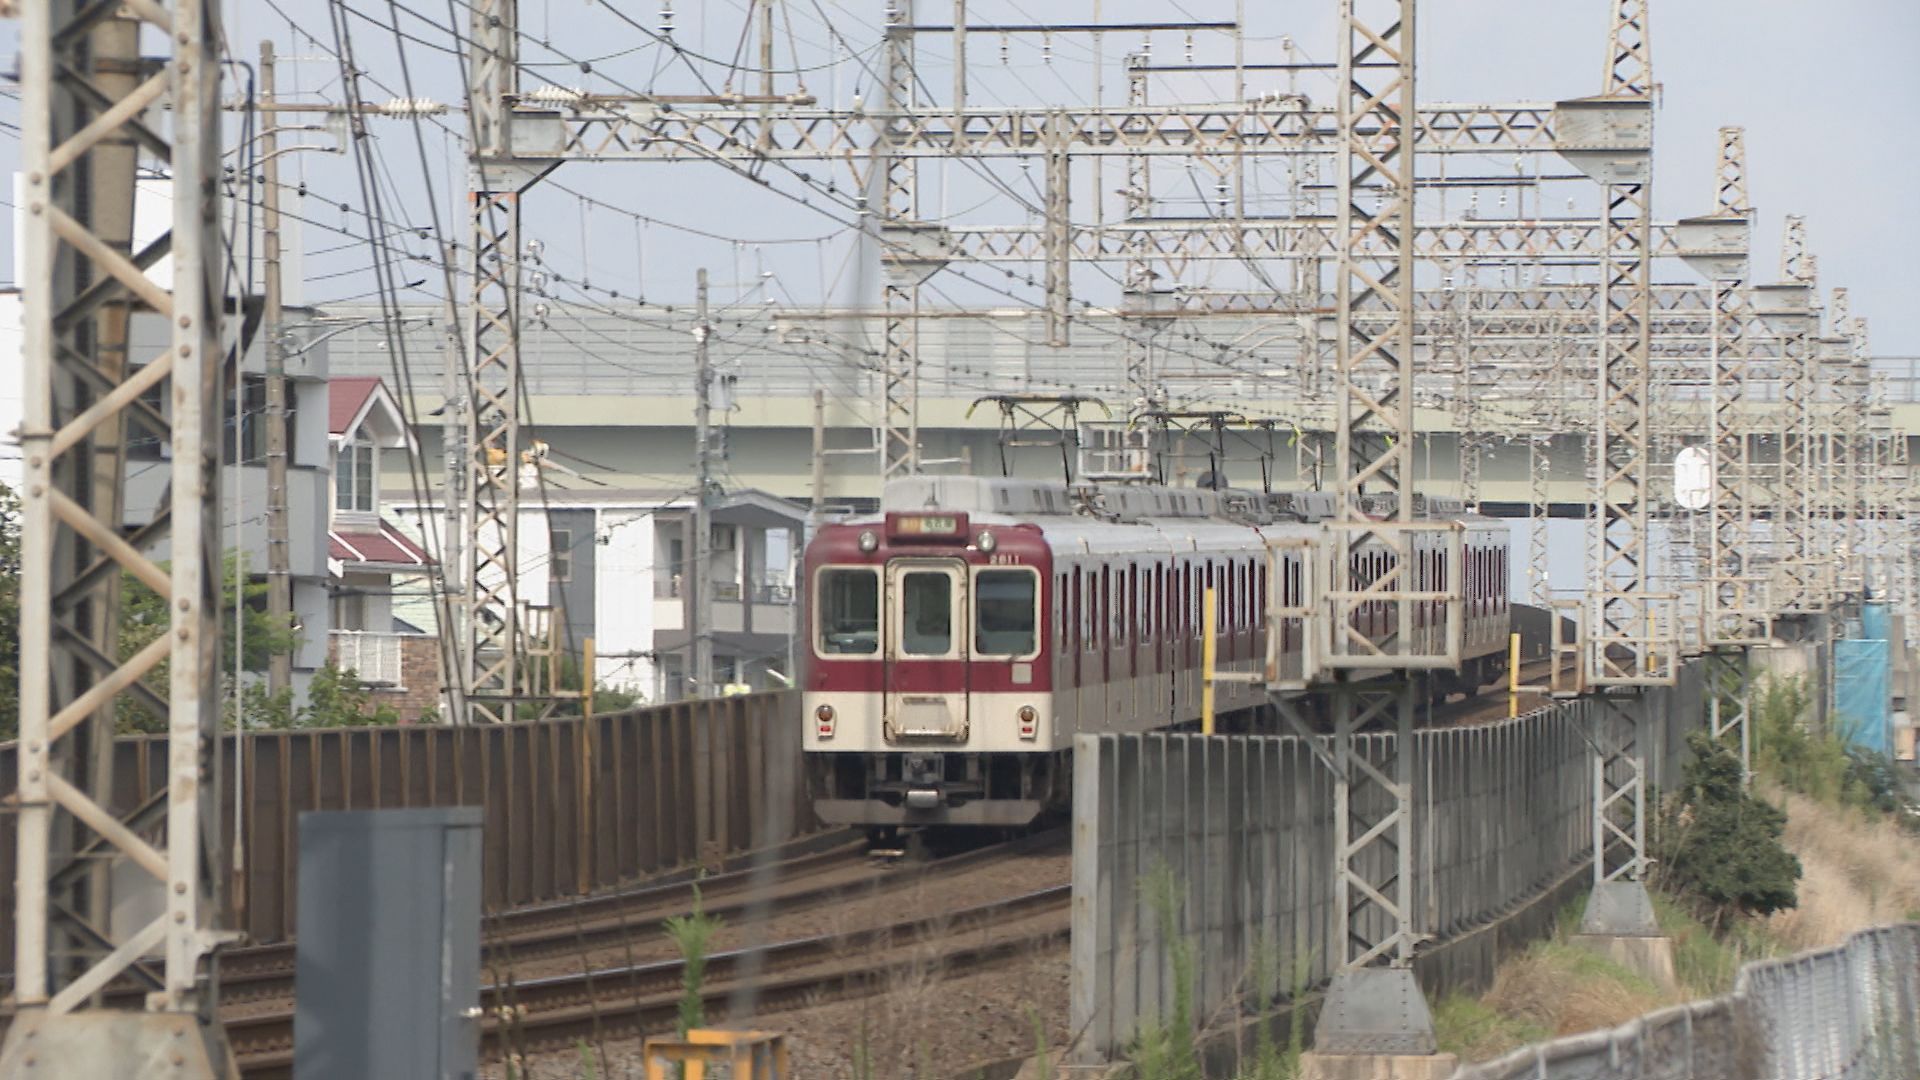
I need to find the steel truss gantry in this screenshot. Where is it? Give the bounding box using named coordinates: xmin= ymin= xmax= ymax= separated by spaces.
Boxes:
xmin=1270 ymin=0 xmax=1457 ymax=1058
xmin=1758 ymin=216 xmax=1822 ymax=615
xmin=1 ymin=0 xmax=240 ymax=1073
xmin=1683 ymin=125 xmax=1759 ymax=778
xmin=459 ymin=0 xmax=560 ymax=723
xmin=1555 ymin=0 xmax=1669 ymax=933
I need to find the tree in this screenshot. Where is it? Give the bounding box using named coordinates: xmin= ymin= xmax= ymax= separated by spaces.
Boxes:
xmin=116 ymin=552 xmax=302 ymax=734
xmin=1656 ymin=731 xmax=1802 ymax=927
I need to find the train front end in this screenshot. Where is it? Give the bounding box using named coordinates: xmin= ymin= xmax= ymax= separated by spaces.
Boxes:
xmin=802 ymin=509 xmax=1058 ymax=831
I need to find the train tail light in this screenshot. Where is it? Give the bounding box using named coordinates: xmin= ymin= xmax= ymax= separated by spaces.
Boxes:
xmin=1018 ymin=705 xmax=1038 ymax=740
xmin=815 ymin=704 xmax=836 ymax=738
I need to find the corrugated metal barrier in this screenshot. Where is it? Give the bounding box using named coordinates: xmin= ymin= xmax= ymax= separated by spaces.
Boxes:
xmin=1070 ymin=669 xmax=1706 ymax=1064
xmin=0 ymin=691 xmax=811 ymax=967
xmin=1451 ymin=922 xmax=1920 ymax=1080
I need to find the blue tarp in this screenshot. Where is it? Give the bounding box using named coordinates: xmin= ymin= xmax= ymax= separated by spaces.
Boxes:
xmin=1863 ymin=602 xmax=1892 ymax=642
xmin=1835 ymin=636 xmax=1892 ymax=756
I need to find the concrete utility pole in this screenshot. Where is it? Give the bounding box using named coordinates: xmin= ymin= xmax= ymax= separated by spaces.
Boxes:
xmin=692 ymin=268 xmax=716 ymax=696
xmin=261 ymin=40 xmax=293 ymax=694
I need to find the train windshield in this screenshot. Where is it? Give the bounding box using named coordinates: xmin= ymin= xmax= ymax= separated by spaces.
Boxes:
xmin=899 ymin=570 xmax=954 ymax=655
xmin=974 ymin=569 xmax=1038 ymax=656
xmin=816 ymin=568 xmax=879 ymax=655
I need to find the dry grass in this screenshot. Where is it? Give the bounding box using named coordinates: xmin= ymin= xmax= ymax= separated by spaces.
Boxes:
xmin=1482 ymin=940 xmax=1671 ymax=1038
xmin=1760 ymin=788 xmax=1920 ymax=952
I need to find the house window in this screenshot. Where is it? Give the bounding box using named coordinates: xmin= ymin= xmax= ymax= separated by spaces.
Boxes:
xmin=551 ymin=528 xmax=573 ymax=583
xmin=335 ymin=430 xmax=376 ymax=512
xmin=331 ymin=590 xmax=367 ymax=632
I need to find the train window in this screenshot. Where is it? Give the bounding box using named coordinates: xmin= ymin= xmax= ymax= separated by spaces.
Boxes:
xmin=899 ymin=571 xmax=954 ymax=655
xmin=816 ymin=568 xmax=880 ymax=656
xmin=974 ymin=568 xmax=1039 ymax=657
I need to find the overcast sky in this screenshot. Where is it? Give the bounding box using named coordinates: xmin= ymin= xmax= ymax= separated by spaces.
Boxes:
xmin=2 ymin=0 xmax=1913 ymax=356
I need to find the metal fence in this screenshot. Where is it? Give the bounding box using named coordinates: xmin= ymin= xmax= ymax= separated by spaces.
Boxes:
xmin=1070 ymin=668 xmax=1706 ymax=1064
xmin=1451 ymin=922 xmax=1920 ymax=1080
xmin=0 ymin=691 xmax=812 ymax=967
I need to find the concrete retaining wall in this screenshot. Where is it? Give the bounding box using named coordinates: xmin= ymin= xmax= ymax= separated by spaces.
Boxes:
xmin=1070 ymin=666 xmax=1707 ymax=1064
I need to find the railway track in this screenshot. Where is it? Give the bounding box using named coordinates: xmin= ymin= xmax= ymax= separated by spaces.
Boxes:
xmin=194 ymin=662 xmax=1556 ymax=1076
xmin=226 ymin=829 xmax=1067 ymax=1076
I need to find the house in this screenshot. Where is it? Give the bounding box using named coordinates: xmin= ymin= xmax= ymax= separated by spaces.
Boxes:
xmin=645 ymin=490 xmax=807 ymax=700
xmin=326 ymin=376 xmax=440 ymax=719
xmin=390 ymin=487 xmax=805 ymax=706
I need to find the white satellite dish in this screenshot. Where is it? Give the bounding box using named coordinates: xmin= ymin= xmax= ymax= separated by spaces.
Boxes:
xmin=1673 ymin=446 xmax=1712 ymax=511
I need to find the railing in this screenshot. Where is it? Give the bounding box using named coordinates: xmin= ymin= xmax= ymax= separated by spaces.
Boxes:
xmin=654 ymin=578 xmax=794 ymax=604
xmin=329 ymin=630 xmax=405 ymax=686
xmin=1451 ymin=922 xmax=1920 ymax=1079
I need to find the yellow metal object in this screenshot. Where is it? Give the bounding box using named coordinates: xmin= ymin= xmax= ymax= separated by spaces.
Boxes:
xmin=1202 ymin=586 xmax=1218 ymax=735
xmin=1507 ymin=632 xmax=1522 ymax=718
xmin=644 ymin=1029 xmax=790 ymax=1080
xmin=583 ymin=636 xmax=596 ymax=717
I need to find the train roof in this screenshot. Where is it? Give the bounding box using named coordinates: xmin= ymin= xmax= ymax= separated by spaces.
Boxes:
xmin=879 ymin=476 xmax=1499 ymax=528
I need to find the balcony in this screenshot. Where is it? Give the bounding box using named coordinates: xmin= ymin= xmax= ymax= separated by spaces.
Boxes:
xmin=330 ymin=630 xmax=405 ymax=686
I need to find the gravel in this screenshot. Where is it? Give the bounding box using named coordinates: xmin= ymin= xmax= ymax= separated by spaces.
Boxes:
xmin=484 ymin=845 xmax=1075 ymax=1080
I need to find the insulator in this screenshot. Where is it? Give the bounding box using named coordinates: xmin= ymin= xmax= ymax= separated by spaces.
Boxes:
xmin=378 ymin=97 xmax=448 ymax=116
xmin=526 ymin=86 xmax=586 ymax=105
xmin=659 ymin=1 xmax=673 ymax=36
xmin=1185 ymin=32 xmax=1194 ymax=62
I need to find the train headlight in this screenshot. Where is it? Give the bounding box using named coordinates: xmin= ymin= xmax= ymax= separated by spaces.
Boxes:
xmin=977 ymin=530 xmax=997 ymax=553
xmin=857 ymin=530 xmax=879 ymax=553
xmin=1017 ymin=704 xmax=1038 ymax=739
xmin=815 ymin=704 xmax=836 ymax=738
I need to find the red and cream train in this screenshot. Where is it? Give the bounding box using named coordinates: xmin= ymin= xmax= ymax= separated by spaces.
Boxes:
xmin=801 ymin=476 xmax=1511 ymax=833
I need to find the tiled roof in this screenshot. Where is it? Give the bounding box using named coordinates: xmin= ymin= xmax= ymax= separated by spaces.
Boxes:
xmin=328 ymin=376 xmax=383 ymax=436
xmin=329 ymin=521 xmax=432 ymax=568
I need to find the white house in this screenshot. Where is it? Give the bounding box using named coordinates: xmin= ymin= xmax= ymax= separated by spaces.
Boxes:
xmin=325 ymin=376 xmax=439 ymax=717
xmin=390 ymin=487 xmax=805 ymax=706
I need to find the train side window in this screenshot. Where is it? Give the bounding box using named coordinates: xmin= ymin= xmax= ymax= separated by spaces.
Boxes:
xmin=816 ymin=567 xmax=880 ymax=655
xmin=1073 ymin=572 xmax=1085 ymax=650
xmin=1057 ymin=573 xmax=1068 ymax=650
xmin=974 ymin=568 xmax=1039 ymax=657
xmin=1105 ymin=564 xmax=1121 ymax=645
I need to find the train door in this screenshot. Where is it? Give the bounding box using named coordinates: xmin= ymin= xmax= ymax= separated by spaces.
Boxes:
xmin=882 ymin=559 xmax=970 ymax=740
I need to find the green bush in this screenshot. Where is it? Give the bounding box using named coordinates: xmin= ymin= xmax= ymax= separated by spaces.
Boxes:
xmin=1657 ymin=731 xmax=1801 ymax=929
xmin=1753 ymin=673 xmax=1910 ymax=816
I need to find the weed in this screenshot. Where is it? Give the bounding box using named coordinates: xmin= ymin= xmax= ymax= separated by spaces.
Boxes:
xmin=662 ymin=882 xmax=722 ymax=1039
xmin=1431 ymin=992 xmax=1552 ymax=1062
xmin=1127 ymin=863 xmax=1201 ymax=1080
xmin=1029 ymin=1004 xmax=1053 ymax=1080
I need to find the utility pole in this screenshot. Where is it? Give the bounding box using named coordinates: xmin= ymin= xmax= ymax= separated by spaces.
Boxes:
xmin=692 ymin=268 xmax=716 ymax=697
xmin=261 ymin=41 xmax=293 ymax=694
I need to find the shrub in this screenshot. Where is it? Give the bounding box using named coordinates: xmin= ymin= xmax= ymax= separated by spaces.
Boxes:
xmin=1657 ymin=731 xmax=1801 ymax=928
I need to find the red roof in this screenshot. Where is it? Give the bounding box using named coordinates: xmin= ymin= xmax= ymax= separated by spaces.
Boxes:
xmin=329 ymin=376 xmax=383 ymax=436
xmin=329 ymin=522 xmax=432 ymax=568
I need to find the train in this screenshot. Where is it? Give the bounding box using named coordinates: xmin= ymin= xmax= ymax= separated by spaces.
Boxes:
xmin=800 ymin=475 xmax=1512 ymax=836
